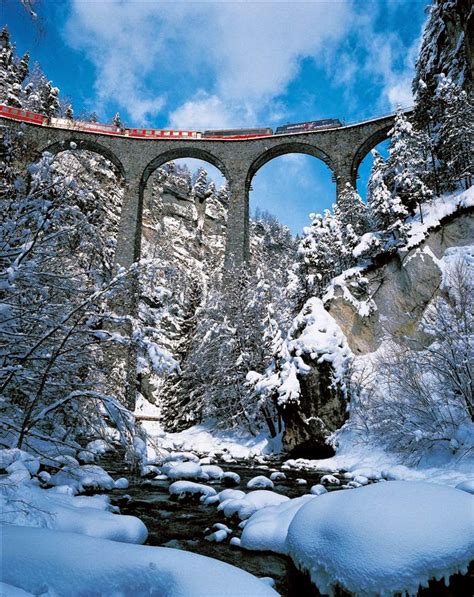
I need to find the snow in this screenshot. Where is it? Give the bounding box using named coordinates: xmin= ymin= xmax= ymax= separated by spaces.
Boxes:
xmin=222 ymin=471 xmax=241 ymax=485
xmin=114 ymin=477 xmax=129 ymax=489
xmin=49 ymin=464 xmax=116 ymax=494
xmin=218 ymin=490 xmax=289 ymax=520
xmin=270 ymin=471 xmax=286 ymax=481
xmin=162 ymin=461 xmax=209 ymax=480
xmin=201 ymin=464 xmax=224 ymax=480
xmin=141 ymin=419 xmax=279 ymax=458
xmin=456 ymin=480 xmax=474 ymax=494
xmin=310 ymin=484 xmax=327 ymax=496
xmin=241 ymin=494 xmax=316 ymax=555
xmin=247 ymin=475 xmax=274 ymax=489
xmin=405 ymin=186 xmax=474 ymax=249
xmin=287 ymin=481 xmax=474 ymax=596
xmin=283 ymin=437 xmax=474 ymax=489
xmin=169 ymin=480 xmax=217 ymax=499
xmin=2 ymin=525 xmax=278 ymax=597
xmin=0 ymin=583 xmax=34 ymax=596
xmin=1 ymin=482 xmax=148 ymax=544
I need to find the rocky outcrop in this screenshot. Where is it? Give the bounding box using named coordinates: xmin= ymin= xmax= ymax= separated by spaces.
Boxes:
xmin=282 ymin=359 xmax=346 ymax=458
xmin=327 ymin=211 xmax=474 ymax=354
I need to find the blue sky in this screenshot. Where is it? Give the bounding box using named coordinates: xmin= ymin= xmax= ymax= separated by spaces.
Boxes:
xmin=3 ymin=0 xmax=428 ymax=233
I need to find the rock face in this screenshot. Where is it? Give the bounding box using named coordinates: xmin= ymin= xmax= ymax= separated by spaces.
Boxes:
xmin=327 ymin=212 xmax=474 ymax=355
xmin=282 ymin=359 xmax=345 ymax=458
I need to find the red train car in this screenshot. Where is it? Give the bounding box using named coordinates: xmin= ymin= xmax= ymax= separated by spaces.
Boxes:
xmin=0 ymin=104 xmax=46 ymax=125
xmin=125 ymin=128 xmax=200 ymax=139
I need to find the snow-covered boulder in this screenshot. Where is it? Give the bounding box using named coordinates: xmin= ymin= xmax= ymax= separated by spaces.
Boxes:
xmin=169 ymin=481 xmax=217 ymax=500
xmin=163 ymin=451 xmax=200 ymax=464
xmin=247 ymin=475 xmax=274 ymax=490
xmin=161 ymin=461 xmax=208 ymax=481
xmin=241 ymin=495 xmax=315 ymax=554
xmin=201 ymin=465 xmax=224 ymax=480
xmin=320 ymin=474 xmax=340 ymax=485
xmin=287 ymin=481 xmax=474 ymax=596
xmin=310 ymin=484 xmax=327 ymax=496
xmin=49 ymin=465 xmax=115 ymax=494
xmin=1 ymin=484 xmax=147 ymax=544
xmin=269 ymin=472 xmax=286 ymax=482
xmin=0 ymin=449 xmax=40 ymax=475
xmin=219 ymin=490 xmax=289 ymax=520
xmin=222 ymin=471 xmax=241 ymax=486
xmin=3 ymin=526 xmax=278 ymax=596
xmin=218 ymin=489 xmax=246 ymax=502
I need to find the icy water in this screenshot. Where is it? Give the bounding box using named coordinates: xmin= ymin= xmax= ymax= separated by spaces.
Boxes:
xmin=104 ymin=458 xmax=337 ymax=596
xmin=103 ymin=458 xmax=474 ymax=597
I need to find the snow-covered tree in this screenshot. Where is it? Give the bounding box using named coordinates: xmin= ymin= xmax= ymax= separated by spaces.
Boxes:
xmin=112 ymin=112 xmax=122 ymax=128
xmin=334 ymin=183 xmax=369 ymax=237
xmin=23 ymin=64 xmax=59 ymax=117
xmin=385 ymin=110 xmax=433 ymax=218
xmin=435 ymin=76 xmax=473 ymax=190
xmin=0 ymin=27 xmax=30 ymax=107
xmin=367 ymin=150 xmax=408 ymax=239
xmin=297 ymin=210 xmax=345 ymax=298
xmin=345 ymin=253 xmax=474 ymax=459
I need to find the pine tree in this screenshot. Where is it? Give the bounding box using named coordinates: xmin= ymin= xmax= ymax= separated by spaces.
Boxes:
xmin=367 ymin=150 xmax=408 ymax=236
xmin=112 ymin=112 xmax=122 ymax=128
xmin=192 ymin=167 xmax=210 ymax=201
xmin=385 ymin=110 xmax=433 ymax=219
xmin=334 ymin=182 xmax=369 ymax=238
xmin=298 ymin=210 xmax=344 ymax=297
xmin=436 ymin=76 xmax=473 ymax=190
xmin=65 ymin=104 xmax=74 ymax=119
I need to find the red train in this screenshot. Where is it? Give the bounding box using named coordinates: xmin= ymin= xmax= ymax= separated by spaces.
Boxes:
xmin=0 ymin=103 xmax=342 ymax=140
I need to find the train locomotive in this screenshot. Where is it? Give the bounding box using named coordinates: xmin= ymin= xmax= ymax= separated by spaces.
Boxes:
xmin=0 ymin=104 xmax=343 ymax=140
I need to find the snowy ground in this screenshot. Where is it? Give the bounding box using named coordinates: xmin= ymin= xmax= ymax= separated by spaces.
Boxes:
xmin=137 ymin=397 xmax=281 ymax=459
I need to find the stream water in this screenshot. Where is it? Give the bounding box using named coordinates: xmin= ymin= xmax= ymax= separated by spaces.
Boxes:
xmin=101 ymin=456 xmax=473 ymax=596
xmin=103 ymin=456 xmax=339 ymax=596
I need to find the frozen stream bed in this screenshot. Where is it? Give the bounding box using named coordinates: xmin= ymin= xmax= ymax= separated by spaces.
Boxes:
xmin=105 ymin=458 xmax=338 ymax=596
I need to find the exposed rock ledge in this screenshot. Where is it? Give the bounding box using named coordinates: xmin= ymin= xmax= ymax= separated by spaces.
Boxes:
xmin=326 ymin=210 xmax=473 ymax=355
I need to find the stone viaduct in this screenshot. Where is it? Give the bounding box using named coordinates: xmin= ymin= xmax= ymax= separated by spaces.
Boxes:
xmin=2 ymin=111 xmax=410 ymax=271
xmin=1 ymin=110 xmax=411 ymax=410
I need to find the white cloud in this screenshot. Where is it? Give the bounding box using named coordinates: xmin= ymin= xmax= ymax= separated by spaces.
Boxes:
xmin=65 ymin=0 xmax=355 ymax=125
xmin=64 ymin=0 xmax=424 ymax=126
xmin=168 ymin=93 xmax=234 ymax=130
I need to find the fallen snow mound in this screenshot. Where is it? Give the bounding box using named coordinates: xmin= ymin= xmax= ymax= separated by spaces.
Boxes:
xmin=241 ymin=495 xmax=316 ymax=554
xmin=287 ymin=481 xmax=474 ymax=596
xmin=3 ymin=526 xmax=278 ymax=596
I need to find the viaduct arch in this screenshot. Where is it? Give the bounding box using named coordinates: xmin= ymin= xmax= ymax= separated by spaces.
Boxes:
xmin=2 ymin=110 xmax=409 ymax=270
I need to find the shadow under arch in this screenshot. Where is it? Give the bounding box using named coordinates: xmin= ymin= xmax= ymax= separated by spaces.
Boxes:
xmin=39 ymin=138 xmax=126 ymax=179
xmin=141 ymin=147 xmax=228 ymax=187
xmin=246 ymin=141 xmax=335 ymax=190
xmin=350 ymin=124 xmax=393 ymax=187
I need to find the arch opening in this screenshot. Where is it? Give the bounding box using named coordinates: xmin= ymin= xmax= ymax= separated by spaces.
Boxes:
xmin=247 ymin=147 xmax=336 ymax=235
xmin=140 ymin=155 xmax=229 ymax=269
xmin=357 ymin=139 xmax=391 ymax=202
xmin=350 ymin=124 xmax=393 ymax=191
xmin=40 ymin=138 xmax=126 ymax=180
xmin=141 ymin=147 xmax=228 ymax=189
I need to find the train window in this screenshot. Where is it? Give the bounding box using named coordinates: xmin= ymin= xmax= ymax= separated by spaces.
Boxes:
xmin=164 ymin=131 xmax=170 ymax=136
xmin=21 ymin=111 xmax=26 ymax=116
xmin=146 ymin=130 xmax=152 ymax=136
